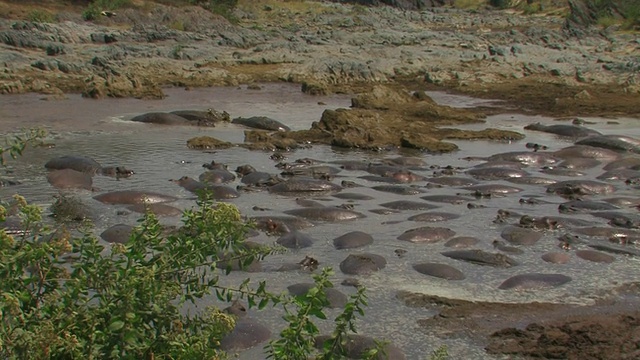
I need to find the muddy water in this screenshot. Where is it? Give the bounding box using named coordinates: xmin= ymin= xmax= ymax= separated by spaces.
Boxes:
xmin=2 ymin=84 xmax=640 ymax=359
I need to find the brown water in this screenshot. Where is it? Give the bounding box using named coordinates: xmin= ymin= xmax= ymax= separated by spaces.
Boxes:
xmin=2 ymin=84 xmax=640 ymax=359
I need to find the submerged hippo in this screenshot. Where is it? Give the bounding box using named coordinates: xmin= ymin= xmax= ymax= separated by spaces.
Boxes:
xmin=94 ymin=190 xmax=178 ymax=205
xmin=441 ymin=249 xmax=518 ymax=268
xmin=523 ymin=123 xmax=601 ymax=138
xmin=130 ymin=112 xmax=211 ymax=126
xmin=333 ymin=231 xmax=374 ymax=249
xmin=339 ymin=253 xmax=387 ymax=275
xmin=250 ymin=215 xmax=315 ymax=235
xmin=220 ymin=317 xmax=271 ymax=351
xmin=500 ymin=226 xmax=543 ymax=245
xmin=288 ymin=283 xmax=348 ymax=308
xmin=371 ymin=185 xmax=426 ymax=196
xmin=284 ymin=207 xmax=366 ymax=222
xmin=171 ymin=176 xmax=239 ymax=199
xmin=380 ymin=200 xmax=439 ymax=211
xmin=546 ymin=180 xmax=615 ymax=197
xmin=576 ymin=134 xmax=640 ymax=154
xmin=276 ymin=230 xmax=315 ymax=249
xmin=498 ymin=273 xmax=572 ymax=290
xmin=397 ymin=226 xmax=456 ymax=243
xmin=315 ymin=334 xmax=406 ymax=360
xmin=553 ymin=145 xmax=621 ymax=160
xmin=413 ymin=262 xmax=465 ymax=280
xmin=487 ymin=151 xmax=559 ymax=166
xmin=100 ymin=224 xmax=134 ymax=244
xmin=268 ymin=177 xmax=342 ymax=194
xmin=170 ymin=108 xmax=230 ymax=125
xmin=45 ymin=155 xmax=134 ymax=177
xmin=232 ymin=116 xmax=291 ymax=132
xmin=466 ymin=167 xmax=529 ymax=180
xmin=46 ymin=169 xmax=93 ymax=190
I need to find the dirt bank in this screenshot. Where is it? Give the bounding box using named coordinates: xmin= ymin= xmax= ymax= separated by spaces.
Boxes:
xmin=0 ymin=0 xmax=638 ymax=119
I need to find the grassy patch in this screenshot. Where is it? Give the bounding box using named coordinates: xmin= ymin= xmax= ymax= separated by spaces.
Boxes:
xmin=453 ymin=0 xmax=485 ymax=10
xmin=27 ymin=8 xmax=56 ymax=23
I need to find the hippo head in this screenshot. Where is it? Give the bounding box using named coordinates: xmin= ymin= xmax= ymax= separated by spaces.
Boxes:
xmin=235 ymin=164 xmax=256 ymax=176
xmin=203 ymin=160 xmax=227 ymax=170
xmin=101 ymin=166 xmax=134 ymax=178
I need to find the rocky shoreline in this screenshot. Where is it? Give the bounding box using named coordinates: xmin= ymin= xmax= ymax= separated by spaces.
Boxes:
xmin=1 ymin=1 xmax=639 ymax=118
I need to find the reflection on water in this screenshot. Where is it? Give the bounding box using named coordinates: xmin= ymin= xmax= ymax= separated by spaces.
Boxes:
xmin=2 ymin=84 xmax=640 ymax=359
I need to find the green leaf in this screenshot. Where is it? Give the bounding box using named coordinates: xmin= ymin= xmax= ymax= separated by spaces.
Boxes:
xmin=108 ymin=320 xmax=125 ymax=331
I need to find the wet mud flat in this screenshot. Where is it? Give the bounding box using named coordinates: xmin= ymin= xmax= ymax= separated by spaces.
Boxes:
xmin=2 ymin=83 xmax=640 ymax=359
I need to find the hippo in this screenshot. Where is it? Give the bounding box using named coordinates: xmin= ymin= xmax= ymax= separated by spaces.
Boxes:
xmin=500 ymin=226 xmax=543 ymax=246
xmin=498 ymin=273 xmax=572 ymax=290
xmin=553 ymin=145 xmax=621 ymax=160
xmin=419 ymin=195 xmax=474 ymax=204
xmin=284 ymin=207 xmax=366 ymax=222
xmin=546 ymin=180 xmax=615 ymax=197
xmin=466 ymin=167 xmax=529 ymax=180
xmin=46 ymin=169 xmax=93 ymax=190
xmin=170 ymin=108 xmax=230 ymax=125
xmin=558 ymin=200 xmax=620 ymax=214
xmin=333 ymin=231 xmax=374 ymax=249
xmin=276 ymin=230 xmax=315 ymax=249
xmin=540 ymin=167 xmax=585 ymax=177
xmin=492 ymin=240 xmax=524 ymax=255
xmin=281 ymin=165 xmax=341 ymax=179
xmin=339 ymin=253 xmax=387 ymax=275
xmin=232 ymin=116 xmax=291 ymax=131
xmin=100 ymin=224 xmax=134 ymax=244
xmin=199 ymin=169 xmax=236 ymax=184
xmin=575 ymin=249 xmax=615 ymax=263
xmin=171 ymin=176 xmax=239 ymax=199
xmin=45 ymin=155 xmax=134 ymax=177
xmin=462 ymin=184 xmax=523 ymax=196
xmin=408 ymin=212 xmax=460 ymax=222
xmin=486 ymin=151 xmax=559 ymax=166
xmin=331 ymin=160 xmax=370 ymax=171
xmin=589 ymin=243 xmax=640 ymax=257
xmin=426 ymin=176 xmax=478 ymax=187
xmin=268 ymin=177 xmax=342 ymax=194
xmin=372 ymin=185 xmax=426 ymax=195
xmin=557 ymin=158 xmax=601 ymax=170
xmin=94 ymin=190 xmax=178 ymax=205
xmin=576 ymin=134 xmax=640 ymax=154
xmin=250 ymin=215 xmax=314 ymax=235
xmin=541 ymin=252 xmax=571 ymax=264
xmin=332 ymin=192 xmax=375 ymax=201
xmin=127 ymin=203 xmax=182 ymax=217
xmin=441 ymin=250 xmax=518 ymax=268
xmin=444 ymin=236 xmax=480 ymax=248
xmin=383 ymin=156 xmax=427 ymax=167
xmin=573 ymin=226 xmax=640 ymax=239
xmin=412 ymin=263 xmax=465 ymax=280
xmin=506 ymin=176 xmax=557 ymax=185
xmin=220 ymin=317 xmax=271 ymax=351
xmin=380 ymin=200 xmax=439 ymax=211
xmin=397 ymin=226 xmax=455 ymax=244
xmin=603 ymin=156 xmax=640 ymax=171
xmin=130 ymin=112 xmax=198 ymax=126
xmin=597 ymin=169 xmax=640 ymax=181
xmin=236 ymin=165 xmax=280 ymax=186
xmin=287 ymin=283 xmax=348 ymax=308
xmin=315 ymin=334 xmax=406 ymax=360
xmin=523 ymin=123 xmax=601 ymax=138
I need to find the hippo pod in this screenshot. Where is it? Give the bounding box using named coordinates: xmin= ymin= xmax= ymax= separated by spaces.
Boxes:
xmin=231 ymin=116 xmax=291 ymax=132
xmin=45 ymin=155 xmax=134 ymax=177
